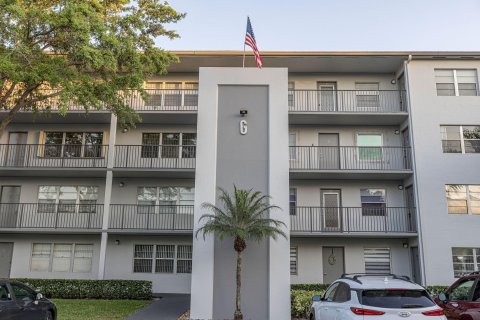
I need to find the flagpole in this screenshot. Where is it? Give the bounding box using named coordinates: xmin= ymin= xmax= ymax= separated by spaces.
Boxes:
xmin=242 ymin=42 xmax=246 ymax=68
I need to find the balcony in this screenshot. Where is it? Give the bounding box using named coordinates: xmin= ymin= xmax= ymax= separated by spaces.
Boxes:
xmin=288 ymin=90 xmax=408 ymax=125
xmin=290 ymin=207 xmax=416 ymax=236
xmin=0 ymin=89 xmax=199 ymax=124
xmin=109 ymin=204 xmax=193 ymax=232
xmin=114 ymin=145 xmax=196 ymax=178
xmin=0 ymin=144 xmax=108 ymax=176
xmin=289 ymin=146 xmax=412 ymax=179
xmin=0 ymin=203 xmax=103 ymax=232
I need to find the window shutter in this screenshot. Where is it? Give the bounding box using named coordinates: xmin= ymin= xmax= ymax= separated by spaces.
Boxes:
xmin=364 ymin=248 xmax=391 ymax=274
xmin=37 ymin=131 xmax=46 ymax=157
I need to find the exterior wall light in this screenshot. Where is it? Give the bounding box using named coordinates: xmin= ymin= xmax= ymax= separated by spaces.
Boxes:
xmin=391 ymin=79 xmax=397 ymax=84
xmin=398 ymin=185 xmax=404 ymax=190
xmin=240 ymin=109 xmax=248 ymax=116
xmin=115 ymin=240 xmax=120 ymax=245
xmin=122 ymin=128 xmax=129 ymax=133
xmin=403 ymin=243 xmax=409 ymax=248
xmin=119 ymin=182 xmax=125 ymax=187
xmin=394 ymin=129 xmax=400 ymax=135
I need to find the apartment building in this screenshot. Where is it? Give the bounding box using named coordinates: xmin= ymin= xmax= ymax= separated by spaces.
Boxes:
xmin=1 ymin=51 xmax=479 ymax=319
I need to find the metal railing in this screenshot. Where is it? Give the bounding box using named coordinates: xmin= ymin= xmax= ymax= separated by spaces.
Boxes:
xmin=114 ymin=145 xmax=196 ymax=169
xmin=109 ymin=204 xmax=194 ymax=231
xmin=290 ymin=207 xmax=416 ymax=233
xmin=0 ymin=203 xmax=103 ymax=229
xmin=289 ymin=146 xmax=412 ymax=171
xmin=2 ymin=89 xmax=198 ymax=112
xmin=0 ymin=144 xmax=108 ymax=168
xmin=288 ymin=90 xmax=407 ymax=113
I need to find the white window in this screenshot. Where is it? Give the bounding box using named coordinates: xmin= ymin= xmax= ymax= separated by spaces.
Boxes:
xmin=290 ymin=247 xmax=298 ymax=275
xmin=30 ymin=243 xmax=93 ymax=273
xmin=137 ymin=187 xmax=195 ymax=214
xmin=31 ymin=243 xmax=52 ymax=272
xmin=364 ymin=248 xmax=391 ymax=274
xmin=144 ymin=82 xmax=198 ymax=108
xmin=289 ymin=132 xmax=297 ymax=160
xmin=445 ymin=185 xmax=480 ymax=215
xmin=42 ymin=132 xmax=104 ymax=158
xmin=361 ymin=189 xmax=386 ymax=216
xmin=133 ymin=244 xmax=192 ymax=274
xmin=288 ymin=81 xmax=295 ymax=107
xmin=141 ymin=132 xmax=196 ymax=159
xmin=441 ymin=125 xmax=480 ymax=153
xmin=37 ymin=186 xmax=99 ymax=214
xmin=452 ymin=248 xmax=480 ymax=277
xmin=435 ymin=69 xmax=478 ymax=96
xmin=289 ymin=188 xmax=297 ymax=216
xmin=357 ymin=134 xmax=383 ymax=161
xmin=355 ymin=83 xmax=379 ymax=109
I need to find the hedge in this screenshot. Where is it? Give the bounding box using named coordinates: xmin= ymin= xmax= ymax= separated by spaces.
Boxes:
xmin=10 ymin=279 xmax=152 ymax=300
xmin=291 ymin=285 xmax=450 ymax=319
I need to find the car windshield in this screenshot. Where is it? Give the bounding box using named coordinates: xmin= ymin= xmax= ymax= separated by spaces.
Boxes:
xmin=361 ymin=290 xmax=436 ymax=309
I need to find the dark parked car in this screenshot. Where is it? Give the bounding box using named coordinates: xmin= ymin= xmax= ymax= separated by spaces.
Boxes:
xmin=435 ymin=272 xmax=480 ymax=320
xmin=0 ymin=280 xmax=56 ymax=320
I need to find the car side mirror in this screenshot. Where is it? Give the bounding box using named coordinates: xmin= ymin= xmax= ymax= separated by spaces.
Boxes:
xmin=36 ymin=293 xmax=43 ymax=300
xmin=438 ymin=293 xmax=448 ymax=302
xmin=312 ymin=295 xmax=322 ymax=302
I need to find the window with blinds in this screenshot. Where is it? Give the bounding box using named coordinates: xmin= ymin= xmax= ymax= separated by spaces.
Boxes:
xmin=141 ymin=132 xmax=196 ymax=159
xmin=43 ymin=131 xmax=104 ymax=158
xmin=435 ymin=69 xmax=478 ymax=96
xmin=445 ymin=185 xmax=480 ymax=215
xmin=133 ymin=244 xmax=192 ymax=274
xmin=30 ymin=243 xmax=93 ymax=273
xmin=37 ymin=186 xmax=99 ymax=214
xmin=364 ymin=248 xmax=391 ymax=274
xmin=452 ymin=248 xmax=480 ymax=277
xmin=290 ymin=247 xmax=298 ymax=275
xmin=289 ymin=132 xmax=296 ymax=160
xmin=288 ymin=82 xmax=295 ymax=107
xmin=355 ymin=83 xmax=380 ymax=109
xmin=289 ymin=188 xmax=297 ymax=216
xmin=144 ymin=82 xmax=198 ymax=108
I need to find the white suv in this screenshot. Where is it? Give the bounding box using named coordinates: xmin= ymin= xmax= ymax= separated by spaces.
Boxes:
xmin=310 ymin=274 xmax=446 ymax=320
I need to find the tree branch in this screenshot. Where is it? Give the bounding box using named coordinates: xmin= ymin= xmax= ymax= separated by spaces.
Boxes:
xmin=0 ymin=85 xmax=39 ymax=137
xmin=0 ymin=82 xmax=17 ymax=110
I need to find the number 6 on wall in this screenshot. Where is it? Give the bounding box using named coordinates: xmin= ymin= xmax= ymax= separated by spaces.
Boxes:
xmin=239 ymin=120 xmax=248 ymax=135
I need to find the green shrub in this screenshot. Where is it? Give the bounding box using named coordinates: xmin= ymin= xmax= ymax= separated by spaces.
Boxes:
xmin=291 ymin=289 xmax=325 ymax=319
xmin=9 ymin=279 xmax=152 ymax=300
xmin=291 ymin=284 xmax=329 ymax=291
xmin=426 ymin=286 xmax=449 ymax=296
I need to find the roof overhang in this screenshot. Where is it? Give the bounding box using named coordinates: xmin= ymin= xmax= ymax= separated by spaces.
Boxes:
xmin=167 ymin=51 xmax=480 ymax=73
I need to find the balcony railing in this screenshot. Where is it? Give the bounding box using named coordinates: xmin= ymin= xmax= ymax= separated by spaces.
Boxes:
xmin=288 ymin=90 xmax=407 ymax=113
xmin=0 ymin=203 xmax=103 ymax=230
xmin=290 ymin=207 xmax=416 ymax=233
xmin=114 ymin=145 xmax=196 ymax=169
xmin=109 ymin=204 xmax=194 ymax=231
xmin=289 ymin=146 xmax=411 ymax=171
xmin=4 ymin=89 xmax=198 ymax=112
xmin=0 ymin=144 xmax=108 ymax=168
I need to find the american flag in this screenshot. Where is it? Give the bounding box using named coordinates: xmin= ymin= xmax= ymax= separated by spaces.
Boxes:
xmin=244 ymin=17 xmax=263 ymax=68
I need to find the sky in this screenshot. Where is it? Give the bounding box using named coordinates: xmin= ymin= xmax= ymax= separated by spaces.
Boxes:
xmin=158 ymin=0 xmax=480 ymax=52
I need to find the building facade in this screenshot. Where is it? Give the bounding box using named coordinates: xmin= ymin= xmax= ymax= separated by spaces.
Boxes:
xmin=1 ymin=51 xmax=480 ymax=319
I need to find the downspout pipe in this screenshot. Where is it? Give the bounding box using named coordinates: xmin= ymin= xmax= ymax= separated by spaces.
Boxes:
xmin=404 ymin=55 xmax=427 ymax=286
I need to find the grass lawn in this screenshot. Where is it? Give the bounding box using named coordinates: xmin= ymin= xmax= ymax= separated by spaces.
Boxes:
xmin=51 ymin=299 xmax=152 ymax=320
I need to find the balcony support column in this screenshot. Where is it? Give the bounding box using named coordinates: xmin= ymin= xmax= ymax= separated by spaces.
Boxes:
xmin=98 ymin=114 xmax=117 ymax=279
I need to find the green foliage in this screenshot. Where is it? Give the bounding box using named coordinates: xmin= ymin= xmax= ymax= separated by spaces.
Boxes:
xmin=426 ymin=286 xmax=449 ymax=296
xmin=291 ymin=284 xmax=330 ymax=291
xmin=196 ymin=185 xmax=288 ymax=243
xmin=0 ymin=0 xmax=184 ymax=131
xmin=10 ymin=279 xmax=152 ymax=300
xmin=291 ymin=289 xmax=325 ymax=319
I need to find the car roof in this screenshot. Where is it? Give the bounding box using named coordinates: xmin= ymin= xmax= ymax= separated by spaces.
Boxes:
xmin=0 ymin=280 xmax=27 ymax=286
xmin=334 ymin=276 xmax=425 ymax=290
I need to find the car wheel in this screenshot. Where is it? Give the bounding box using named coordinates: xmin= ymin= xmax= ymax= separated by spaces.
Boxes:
xmin=45 ymin=310 xmax=54 ymax=320
xmin=310 ymin=313 xmax=315 ymax=320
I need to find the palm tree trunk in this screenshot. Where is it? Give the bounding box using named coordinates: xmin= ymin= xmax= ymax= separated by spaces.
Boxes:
xmin=234 ymin=249 xmax=243 ymax=320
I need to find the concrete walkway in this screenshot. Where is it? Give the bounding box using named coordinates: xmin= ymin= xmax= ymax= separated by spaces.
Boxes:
xmin=126 ymin=294 xmax=190 ymax=320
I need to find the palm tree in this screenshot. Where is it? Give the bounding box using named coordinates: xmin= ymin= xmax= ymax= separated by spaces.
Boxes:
xmin=195 ymin=185 xmax=287 ymax=320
